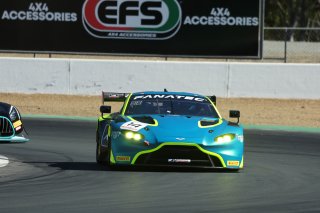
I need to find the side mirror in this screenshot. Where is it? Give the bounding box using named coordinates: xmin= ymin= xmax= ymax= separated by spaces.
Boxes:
xmin=100 ymin=105 xmax=111 ymax=116
xmin=229 ymin=110 xmax=240 ymax=118
xmin=229 ymin=110 xmax=240 ymax=124
xmin=209 ymin=96 xmax=216 ymax=105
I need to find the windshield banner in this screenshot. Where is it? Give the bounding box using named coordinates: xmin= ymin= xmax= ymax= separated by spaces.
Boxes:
xmin=133 ymin=95 xmax=207 ymax=102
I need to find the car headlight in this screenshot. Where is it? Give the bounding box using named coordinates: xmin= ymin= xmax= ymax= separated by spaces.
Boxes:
xmin=124 ymin=131 xmax=144 ymax=141
xmin=214 ymin=134 xmax=235 ymax=143
xmin=9 ymin=107 xmax=19 ymax=121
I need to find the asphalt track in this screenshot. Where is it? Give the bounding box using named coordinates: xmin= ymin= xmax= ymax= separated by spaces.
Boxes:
xmin=0 ymin=118 xmax=320 ymax=213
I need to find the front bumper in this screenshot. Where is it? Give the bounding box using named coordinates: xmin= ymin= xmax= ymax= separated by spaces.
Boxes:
xmin=111 ymin=142 xmax=243 ymax=169
xmin=133 ymin=144 xmax=225 ymax=168
xmin=0 ymin=135 xmax=30 ymax=143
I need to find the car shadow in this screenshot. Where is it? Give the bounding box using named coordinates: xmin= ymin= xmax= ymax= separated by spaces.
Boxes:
xmin=41 ymin=162 xmax=240 ymax=173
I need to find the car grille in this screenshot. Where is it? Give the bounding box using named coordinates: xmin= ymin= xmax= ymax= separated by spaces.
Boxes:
xmin=135 ymin=145 xmax=223 ymax=168
xmin=0 ymin=116 xmax=14 ymax=137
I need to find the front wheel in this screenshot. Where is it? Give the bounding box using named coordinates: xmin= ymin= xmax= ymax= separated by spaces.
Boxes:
xmin=96 ymin=134 xmax=111 ymax=166
xmin=96 ymin=142 xmax=107 ymax=165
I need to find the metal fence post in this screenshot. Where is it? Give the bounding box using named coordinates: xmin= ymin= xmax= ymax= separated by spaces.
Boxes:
xmin=284 ymin=28 xmax=287 ymax=63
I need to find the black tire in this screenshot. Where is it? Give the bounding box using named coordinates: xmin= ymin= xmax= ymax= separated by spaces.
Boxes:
xmin=96 ymin=132 xmax=110 ymax=165
xmin=96 ymin=142 xmax=108 ymax=165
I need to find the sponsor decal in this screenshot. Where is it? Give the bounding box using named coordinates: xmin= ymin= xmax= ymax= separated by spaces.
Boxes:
xmin=120 ymin=121 xmax=147 ymax=131
xmin=13 ymin=120 xmax=22 ymax=128
xmin=133 ymin=95 xmax=206 ymax=102
xmin=82 ymin=0 xmax=182 ymax=39
xmin=175 ymin=138 xmax=186 ymax=141
xmin=101 ymin=125 xmax=109 ymax=144
xmin=116 ymin=156 xmax=131 ymax=161
xmin=104 ymin=93 xmax=129 ymax=100
xmin=227 ymin=160 xmax=240 ymax=166
xmin=144 ymin=140 xmax=150 ymax=146
xmin=184 ymin=7 xmax=259 ymax=27
xmin=111 ymin=131 xmax=121 ymax=139
xmin=0 ymin=0 xmax=261 ymax=57
xmin=1 ymin=2 xmax=78 ymax=22
xmin=168 ymin=159 xmax=191 ymax=163
xmin=15 ymin=126 xmax=22 ymax=131
xmin=237 ymin=135 xmax=244 ymax=142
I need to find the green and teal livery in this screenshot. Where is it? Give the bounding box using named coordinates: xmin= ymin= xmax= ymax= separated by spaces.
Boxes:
xmin=96 ymin=91 xmax=244 ymax=170
xmin=0 ymin=102 xmax=29 ymax=143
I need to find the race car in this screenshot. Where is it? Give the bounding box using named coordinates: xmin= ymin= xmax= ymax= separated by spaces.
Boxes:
xmin=0 ymin=102 xmax=29 ymax=142
xmin=96 ymin=91 xmax=244 ymax=170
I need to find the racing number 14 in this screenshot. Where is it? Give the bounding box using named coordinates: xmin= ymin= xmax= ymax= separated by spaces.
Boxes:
xmin=120 ymin=121 xmax=147 ymax=131
xmin=127 ymin=122 xmax=143 ymax=128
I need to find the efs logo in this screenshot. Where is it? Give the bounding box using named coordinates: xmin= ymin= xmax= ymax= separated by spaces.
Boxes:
xmin=82 ymin=0 xmax=181 ymax=39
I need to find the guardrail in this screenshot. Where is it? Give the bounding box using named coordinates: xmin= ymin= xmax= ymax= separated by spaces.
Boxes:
xmin=0 ymin=57 xmax=319 ymax=99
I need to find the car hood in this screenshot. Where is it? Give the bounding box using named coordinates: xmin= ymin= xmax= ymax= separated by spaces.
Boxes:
xmin=144 ymin=115 xmax=227 ymax=144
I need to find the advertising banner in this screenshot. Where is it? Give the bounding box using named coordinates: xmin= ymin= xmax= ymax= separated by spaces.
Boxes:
xmin=0 ymin=0 xmax=263 ymax=58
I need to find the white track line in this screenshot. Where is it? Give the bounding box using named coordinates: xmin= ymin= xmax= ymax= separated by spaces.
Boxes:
xmin=0 ymin=155 xmax=9 ymax=168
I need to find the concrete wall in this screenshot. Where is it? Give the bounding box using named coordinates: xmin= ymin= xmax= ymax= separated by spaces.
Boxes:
xmin=0 ymin=57 xmax=319 ymax=99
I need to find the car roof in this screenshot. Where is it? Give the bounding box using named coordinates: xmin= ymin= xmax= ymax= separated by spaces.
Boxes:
xmin=132 ymin=91 xmax=206 ymax=98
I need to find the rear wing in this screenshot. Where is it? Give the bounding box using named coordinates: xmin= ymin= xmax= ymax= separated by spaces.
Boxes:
xmin=102 ymin=92 xmax=130 ymax=104
xmin=207 ymin=95 xmax=216 ymax=105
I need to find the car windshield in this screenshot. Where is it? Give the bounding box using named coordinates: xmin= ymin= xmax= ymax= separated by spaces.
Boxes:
xmin=125 ymin=94 xmax=219 ymax=118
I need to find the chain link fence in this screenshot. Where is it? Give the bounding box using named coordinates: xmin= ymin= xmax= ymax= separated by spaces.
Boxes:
xmin=263 ymin=27 xmax=320 ymax=63
xmin=1 ymin=27 xmax=319 ymax=63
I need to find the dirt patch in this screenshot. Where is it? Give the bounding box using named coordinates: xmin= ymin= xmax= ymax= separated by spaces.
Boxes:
xmin=1 ymin=93 xmax=319 ymax=128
